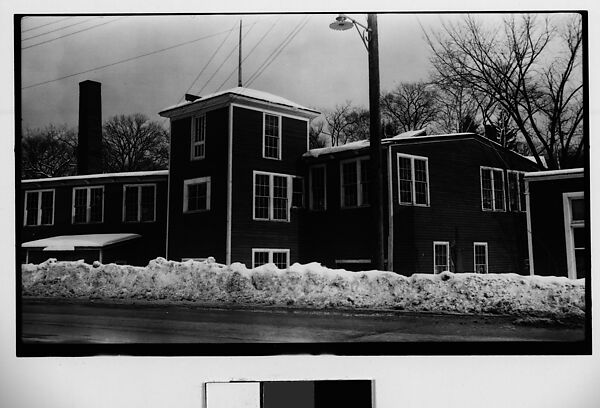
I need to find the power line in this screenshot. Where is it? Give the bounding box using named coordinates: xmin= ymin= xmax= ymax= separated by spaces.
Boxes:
xmin=22 ymin=17 xmax=101 ymax=41
xmin=22 ymin=17 xmax=125 ymax=50
xmin=22 ymin=17 xmax=71 ymax=33
xmin=22 ymin=29 xmax=233 ymax=90
xmin=215 ymin=16 xmax=282 ymax=92
xmin=246 ymin=16 xmax=310 ymax=87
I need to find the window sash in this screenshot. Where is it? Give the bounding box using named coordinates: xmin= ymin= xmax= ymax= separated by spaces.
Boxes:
xmin=124 ymin=184 xmax=156 ymax=222
xmin=309 ymin=165 xmax=326 ymax=210
xmin=191 ymin=115 xmax=206 ymax=160
xmin=433 ymin=241 xmax=450 ymax=274
xmin=398 ymin=154 xmax=429 ymax=206
xmin=24 ymin=190 xmax=54 ymax=226
xmin=481 ymin=167 xmax=505 ymax=211
xmin=73 ymin=186 xmax=103 ymax=224
xmin=292 ymin=177 xmax=304 ymax=208
xmin=341 ymin=158 xmax=369 ymax=208
xmin=474 ymin=243 xmax=488 ymax=274
xmin=253 ymin=172 xmax=292 ymax=221
xmin=183 ymin=177 xmax=211 ymax=213
xmin=252 ymin=248 xmax=290 ymax=269
xmin=263 ymin=114 xmax=281 ymax=159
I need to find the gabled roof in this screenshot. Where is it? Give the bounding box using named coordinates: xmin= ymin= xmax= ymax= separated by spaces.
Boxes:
xmin=160 ymin=86 xmax=321 ymax=118
xmin=22 ymin=233 xmax=141 ymax=250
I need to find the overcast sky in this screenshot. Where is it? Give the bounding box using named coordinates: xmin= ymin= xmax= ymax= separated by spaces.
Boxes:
xmin=19 ymin=12 xmax=579 ymax=131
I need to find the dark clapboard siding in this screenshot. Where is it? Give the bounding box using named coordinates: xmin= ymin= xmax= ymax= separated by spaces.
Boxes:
xmin=528 ymin=176 xmax=585 ymax=277
xmin=230 ymin=106 xmax=308 ymax=267
xmin=167 ymin=107 xmax=229 ymax=262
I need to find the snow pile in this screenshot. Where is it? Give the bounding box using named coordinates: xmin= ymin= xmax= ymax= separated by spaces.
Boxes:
xmin=21 ymin=259 xmax=585 ymax=319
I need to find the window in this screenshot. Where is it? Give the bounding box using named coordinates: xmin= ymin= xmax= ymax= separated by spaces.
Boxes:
xmin=183 ymin=177 xmax=211 ymax=213
xmin=191 ymin=114 xmax=206 ymax=160
xmin=309 ymin=165 xmax=326 ymax=210
xmin=397 ymin=153 xmax=429 ymax=206
xmin=433 ymin=241 xmax=450 ymax=274
xmin=72 ymin=186 xmax=104 ymax=224
xmin=292 ymin=177 xmax=304 ymax=208
xmin=474 ymin=242 xmax=488 ymax=273
xmin=480 ymin=167 xmax=505 ymax=211
xmin=24 ymin=189 xmax=54 ymax=226
xmin=563 ymin=192 xmax=586 ymax=279
xmin=340 ymin=157 xmax=370 ymax=208
xmin=507 ymin=170 xmax=526 ymax=212
xmin=123 ymin=184 xmax=156 ymax=222
xmin=263 ymin=113 xmax=281 ymax=160
xmin=252 ymin=248 xmax=290 ymax=269
xmin=253 ymin=171 xmax=295 ymax=221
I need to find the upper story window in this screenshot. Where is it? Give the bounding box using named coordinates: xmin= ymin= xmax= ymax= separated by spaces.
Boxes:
xmin=309 ymin=165 xmax=327 ymax=211
xmin=73 ymin=186 xmax=104 ymax=224
xmin=480 ymin=167 xmax=505 ymax=211
xmin=263 ymin=113 xmax=281 ymax=160
xmin=397 ymin=153 xmax=430 ymax=206
xmin=191 ymin=114 xmax=206 ymax=160
xmin=123 ymin=184 xmax=156 ymax=222
xmin=340 ymin=157 xmax=370 ymax=208
xmin=183 ymin=177 xmax=211 ymax=213
xmin=292 ymin=177 xmax=304 ymax=208
xmin=507 ymin=170 xmax=526 ymax=212
xmin=253 ymin=171 xmax=292 ymax=221
xmin=24 ymin=189 xmax=54 ymax=226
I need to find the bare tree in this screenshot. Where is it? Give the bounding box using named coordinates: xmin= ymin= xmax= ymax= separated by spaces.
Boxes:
xmin=424 ymin=14 xmax=584 ymax=169
xmin=323 ymin=102 xmax=370 ymax=146
xmin=309 ymin=119 xmax=327 ymax=149
xmin=381 ymin=82 xmax=439 ymax=134
xmin=21 ymin=125 xmax=77 ymax=179
xmin=103 ymin=114 xmax=169 ymax=172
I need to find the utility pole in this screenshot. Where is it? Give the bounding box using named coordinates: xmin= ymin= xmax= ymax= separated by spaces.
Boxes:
xmin=367 ymin=14 xmax=385 ymax=271
xmin=238 ymin=19 xmax=243 ymax=87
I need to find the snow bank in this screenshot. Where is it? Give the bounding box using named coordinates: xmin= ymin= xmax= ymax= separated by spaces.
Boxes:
xmin=21 ymin=259 xmax=585 ymax=320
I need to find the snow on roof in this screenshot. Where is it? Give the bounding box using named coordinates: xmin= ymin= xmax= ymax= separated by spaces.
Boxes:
xmin=161 ymin=86 xmax=320 ymax=115
xmin=524 ymin=155 xmax=548 ymax=167
xmin=524 ymin=168 xmax=584 ymax=179
xmin=382 ymin=128 xmax=427 ymax=140
xmin=303 ymin=139 xmax=370 ymax=158
xmin=22 ymin=170 xmax=168 ymax=184
xmin=22 ymin=233 xmax=141 ymax=250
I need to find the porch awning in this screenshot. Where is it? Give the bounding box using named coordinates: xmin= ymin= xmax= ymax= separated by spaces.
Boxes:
xmin=22 ymin=233 xmax=141 ymax=251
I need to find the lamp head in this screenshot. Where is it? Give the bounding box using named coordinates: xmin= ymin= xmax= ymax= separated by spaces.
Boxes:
xmin=329 ymin=14 xmax=354 ymax=31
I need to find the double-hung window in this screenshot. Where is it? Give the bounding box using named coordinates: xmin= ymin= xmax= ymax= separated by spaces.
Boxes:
xmin=191 ymin=114 xmax=206 ymax=160
xmin=263 ymin=113 xmax=281 ymax=160
xmin=309 ymin=165 xmax=327 ymax=210
xmin=24 ymin=189 xmax=54 ymax=226
xmin=433 ymin=241 xmax=450 ymax=274
xmin=340 ymin=157 xmax=370 ymax=208
xmin=183 ymin=177 xmax=211 ymax=213
xmin=563 ymin=192 xmax=586 ymax=279
xmin=72 ymin=186 xmax=104 ymax=224
xmin=507 ymin=170 xmax=526 ymax=212
xmin=480 ymin=167 xmax=505 ymax=211
xmin=397 ymin=153 xmax=430 ymax=206
xmin=253 ymin=171 xmax=292 ymax=221
xmin=252 ymin=248 xmax=290 ymax=269
xmin=123 ymin=184 xmax=156 ymax=222
xmin=474 ymin=242 xmax=488 ymax=273
xmin=292 ymin=177 xmax=304 ymax=208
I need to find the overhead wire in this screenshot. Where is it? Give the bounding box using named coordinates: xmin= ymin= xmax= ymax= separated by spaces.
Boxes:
xmin=22 ymin=16 xmax=101 ymax=41
xmin=21 ymin=17 xmax=71 ymax=33
xmin=22 ymin=28 xmax=234 ymax=90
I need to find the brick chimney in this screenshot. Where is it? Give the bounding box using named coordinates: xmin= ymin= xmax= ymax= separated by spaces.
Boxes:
xmin=77 ymin=80 xmax=103 ymax=175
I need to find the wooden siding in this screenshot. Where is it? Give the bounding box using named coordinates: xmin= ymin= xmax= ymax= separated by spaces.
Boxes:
xmin=528 ymin=176 xmax=586 ymax=277
xmin=230 ymin=106 xmax=308 ymax=267
xmin=167 ymin=106 xmax=229 ymax=262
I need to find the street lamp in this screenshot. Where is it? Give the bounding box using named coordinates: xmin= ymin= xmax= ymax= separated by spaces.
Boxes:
xmin=329 ymin=14 xmax=385 ymax=271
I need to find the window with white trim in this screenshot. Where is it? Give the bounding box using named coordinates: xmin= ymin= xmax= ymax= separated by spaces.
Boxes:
xmin=72 ymin=186 xmax=104 ymax=224
xmin=253 ymin=171 xmax=294 ymax=221
xmin=24 ymin=189 xmax=54 ymax=226
xmin=480 ymin=167 xmax=505 ymax=211
xmin=397 ymin=153 xmax=429 ymax=206
xmin=263 ymin=113 xmax=281 ymax=160
xmin=252 ymin=248 xmax=290 ymax=269
xmin=123 ymin=184 xmax=156 ymax=222
xmin=507 ymin=170 xmax=526 ymax=212
xmin=433 ymin=241 xmax=450 ymax=274
xmin=191 ymin=114 xmax=206 ymax=160
xmin=309 ymin=164 xmax=326 ymax=210
xmin=183 ymin=177 xmax=211 ymax=213
xmin=340 ymin=157 xmax=370 ymax=208
xmin=474 ymin=242 xmax=488 ymax=274
xmin=563 ymin=192 xmax=585 ymax=279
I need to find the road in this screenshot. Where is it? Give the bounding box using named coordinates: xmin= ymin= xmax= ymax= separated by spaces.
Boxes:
xmin=20 ymin=299 xmax=584 ymax=344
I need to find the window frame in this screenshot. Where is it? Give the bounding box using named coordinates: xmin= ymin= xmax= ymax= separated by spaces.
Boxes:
xmin=252 ymin=171 xmax=294 ymax=222
xmin=397 ymin=153 xmax=430 ymax=207
xmin=291 ymin=176 xmax=304 ymax=209
xmin=72 ymin=185 xmax=104 ymax=224
xmin=433 ymin=241 xmax=450 ymax=274
xmin=563 ymin=191 xmax=585 ymax=279
xmin=251 ymin=248 xmax=290 ymax=269
xmin=262 ymin=113 xmax=282 ymax=160
xmin=23 ymin=189 xmax=55 ymax=227
xmin=183 ymin=176 xmax=211 ymax=213
xmin=480 ymin=166 xmax=506 ymax=212
xmin=507 ymin=170 xmax=526 ymax=212
xmin=122 ymin=183 xmax=157 ymax=223
xmin=309 ymin=164 xmax=327 ymax=211
xmin=340 ymin=156 xmax=370 ymax=209
xmin=191 ymin=114 xmax=206 ymax=161
xmin=473 ymin=242 xmax=489 ymax=274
